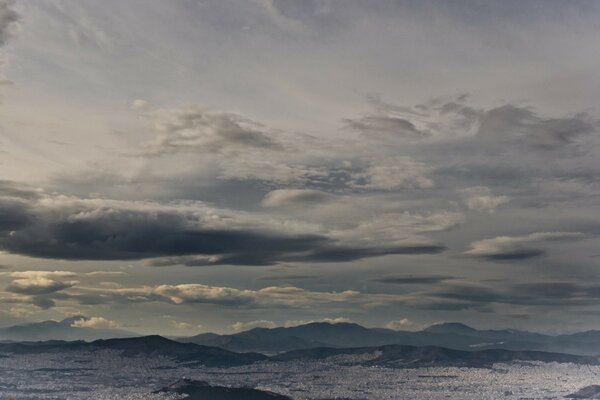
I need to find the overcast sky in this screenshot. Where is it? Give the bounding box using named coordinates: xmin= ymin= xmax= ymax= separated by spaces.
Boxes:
xmin=1 ymin=0 xmax=600 ymax=335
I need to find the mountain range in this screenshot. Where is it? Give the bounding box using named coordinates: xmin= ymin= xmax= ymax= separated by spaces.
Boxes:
xmin=180 ymin=321 xmax=600 ymax=356
xmin=0 ymin=334 xmax=597 ymax=369
xmin=3 ymin=318 xmax=600 ymax=357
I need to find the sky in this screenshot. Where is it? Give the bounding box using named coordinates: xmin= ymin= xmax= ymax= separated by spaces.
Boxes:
xmin=0 ymin=0 xmax=600 ymax=335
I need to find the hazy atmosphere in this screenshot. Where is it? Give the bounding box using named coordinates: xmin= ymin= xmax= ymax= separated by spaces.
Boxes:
xmin=1 ymin=0 xmax=600 ymax=336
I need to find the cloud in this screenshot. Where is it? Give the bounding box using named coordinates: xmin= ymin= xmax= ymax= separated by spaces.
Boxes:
xmin=0 ymin=0 xmax=19 ymax=46
xmin=0 ymin=182 xmax=445 ymax=264
xmin=231 ymin=319 xmax=277 ymax=332
xmin=231 ymin=317 xmax=354 ymax=331
xmin=85 ymin=271 xmax=127 ymax=277
xmin=135 ymin=105 xmax=284 ymax=157
xmin=373 ymin=275 xmax=454 ymax=285
xmin=283 ymin=317 xmax=354 ymax=327
xmin=0 ymin=198 xmax=33 ymax=231
xmin=7 ymin=278 xmax=73 ymax=295
xmin=345 ymin=115 xmax=430 ymax=140
xmin=8 ymin=271 xmax=77 ymax=279
xmin=459 ymin=186 xmax=510 ymax=213
xmin=417 ymin=280 xmax=600 ymax=309
xmin=152 ymin=284 xmax=365 ymax=308
xmin=350 ymin=157 xmax=434 ymax=190
xmin=219 ymin=158 xmax=325 ymax=184
xmin=364 ymin=97 xmax=597 ymax=152
xmin=171 ymin=320 xmax=200 ymax=330
xmin=346 ymin=95 xmax=480 ymax=142
xmin=257 ymin=274 xmax=316 ymax=281
xmin=31 ymin=297 xmax=56 ymax=309
xmin=256 ymin=0 xmax=307 ymax=33
xmin=385 ymin=318 xmax=422 ymax=331
xmin=71 ymin=316 xmax=120 ymax=329
xmin=261 ymin=189 xmax=333 ymax=208
xmin=0 ymin=189 xmax=325 ymax=262
xmin=463 ymin=232 xmax=585 ymax=261
xmin=333 ymin=211 xmax=462 ymax=249
xmin=0 ymin=180 xmax=43 ymax=200
xmin=476 ymin=105 xmax=596 ymax=150
xmin=5 ymin=271 xmax=78 ymax=296
xmin=67 ymin=283 xmax=408 ymax=310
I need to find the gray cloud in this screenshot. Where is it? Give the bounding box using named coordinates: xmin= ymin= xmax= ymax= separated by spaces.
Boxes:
xmin=136 ymin=105 xmax=285 ymax=157
xmin=345 ymin=115 xmax=430 ymax=140
xmin=261 ymin=189 xmax=333 ymax=208
xmin=420 ymin=280 xmax=600 ymax=309
xmin=61 ymin=282 xmax=410 ymax=310
xmin=354 ymin=96 xmax=597 ymax=153
xmin=0 ymin=0 xmax=19 ymax=46
xmin=31 ymin=297 xmax=56 ymax=309
xmin=476 ymin=105 xmax=596 ymax=151
xmin=0 ymin=183 xmax=444 ymax=264
xmin=349 ymin=157 xmax=434 ymax=190
xmin=257 ymin=274 xmax=317 ymax=281
xmin=373 ymin=275 xmax=454 ymax=285
xmin=459 ymin=186 xmax=510 ymax=213
xmin=463 ymin=232 xmax=585 ymax=261
xmin=5 ymin=271 xmax=78 ymax=296
xmin=146 ymin=242 xmax=444 ymax=267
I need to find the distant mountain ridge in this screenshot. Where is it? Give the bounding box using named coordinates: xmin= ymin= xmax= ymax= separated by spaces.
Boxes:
xmin=179 ymin=322 xmax=600 ymax=356
xmin=0 ymin=316 xmax=137 ymax=342
xmin=0 ymin=334 xmax=597 ymax=370
xmin=4 ymin=318 xmax=600 ymax=357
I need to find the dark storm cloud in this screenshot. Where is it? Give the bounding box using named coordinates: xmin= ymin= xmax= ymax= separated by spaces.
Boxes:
xmin=0 ymin=182 xmax=39 ymax=231
xmin=475 ymin=249 xmax=544 ymax=261
xmin=373 ymin=275 xmax=454 ymax=285
xmin=6 ymin=222 xmax=325 ymax=262
xmin=0 ymin=198 xmax=31 ymax=231
xmin=0 ymin=182 xmax=444 ymax=264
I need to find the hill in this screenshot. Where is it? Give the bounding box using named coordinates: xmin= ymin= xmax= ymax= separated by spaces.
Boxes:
xmin=0 ymin=335 xmax=266 ymax=367
xmin=273 ymin=344 xmax=600 ymax=368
